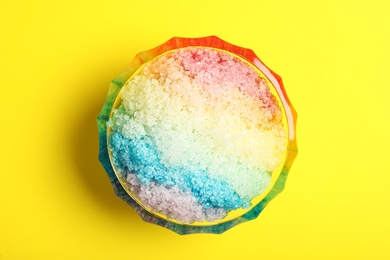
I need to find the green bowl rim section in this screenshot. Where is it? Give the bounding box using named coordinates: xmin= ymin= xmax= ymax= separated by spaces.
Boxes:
xmin=97 ymin=35 xmax=298 ymax=235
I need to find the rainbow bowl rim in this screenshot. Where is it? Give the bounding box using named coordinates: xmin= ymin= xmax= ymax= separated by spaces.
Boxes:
xmin=97 ymin=35 xmax=298 ymax=235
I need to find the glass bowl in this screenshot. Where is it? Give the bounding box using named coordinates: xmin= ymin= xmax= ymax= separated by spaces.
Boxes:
xmin=97 ymin=36 xmax=297 ymax=234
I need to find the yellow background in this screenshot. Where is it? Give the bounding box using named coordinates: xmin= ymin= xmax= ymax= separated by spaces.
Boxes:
xmin=1 ymin=0 xmax=389 ymax=259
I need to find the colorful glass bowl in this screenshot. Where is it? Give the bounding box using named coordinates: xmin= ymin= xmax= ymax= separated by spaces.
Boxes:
xmin=97 ymin=36 xmax=297 ymax=234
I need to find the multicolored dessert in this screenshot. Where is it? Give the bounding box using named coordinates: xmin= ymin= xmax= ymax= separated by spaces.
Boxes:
xmin=107 ymin=47 xmax=287 ymax=224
